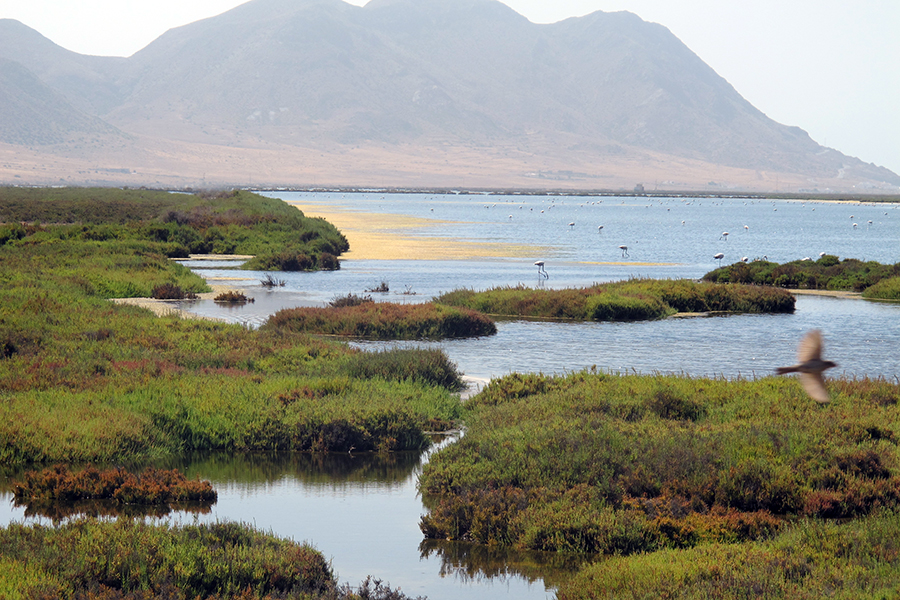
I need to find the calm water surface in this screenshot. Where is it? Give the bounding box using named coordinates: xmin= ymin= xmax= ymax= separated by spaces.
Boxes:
xmin=3 ymin=193 xmax=898 ymax=599
xmin=179 ymin=191 xmax=900 ymax=382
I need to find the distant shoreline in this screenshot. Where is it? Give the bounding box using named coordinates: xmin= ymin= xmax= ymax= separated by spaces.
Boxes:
xmin=242 ymin=187 xmax=900 ymax=203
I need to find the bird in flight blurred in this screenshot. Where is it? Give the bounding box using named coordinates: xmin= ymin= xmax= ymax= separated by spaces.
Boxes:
xmin=776 ymin=329 xmax=838 ymax=403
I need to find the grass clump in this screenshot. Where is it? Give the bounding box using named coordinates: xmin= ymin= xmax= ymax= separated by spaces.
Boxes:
xmin=863 ymin=276 xmax=900 ymax=300
xmin=0 ymin=518 xmax=423 ymax=599
xmin=704 ymin=255 xmax=900 ymax=292
xmin=436 ymin=279 xmax=793 ymax=322
xmin=260 ymin=273 xmax=286 ymax=288
xmin=346 ymin=348 xmax=466 ymax=393
xmin=557 ymin=510 xmax=900 ymax=600
xmin=214 ymin=291 xmax=254 ymax=304
xmin=328 ymin=293 xmax=374 ymax=308
xmin=419 ymin=371 xmax=900 ymax=555
xmin=151 ymin=283 xmax=198 ymax=300
xmin=12 ymin=464 xmax=216 ymax=505
xmin=263 ymin=302 xmax=497 ymax=340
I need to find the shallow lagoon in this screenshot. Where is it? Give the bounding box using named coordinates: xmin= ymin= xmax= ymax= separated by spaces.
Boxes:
xmin=3 ymin=192 xmax=899 ymax=599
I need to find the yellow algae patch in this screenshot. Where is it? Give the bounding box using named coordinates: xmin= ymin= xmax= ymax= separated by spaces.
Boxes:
xmin=288 ymin=201 xmax=550 ymax=260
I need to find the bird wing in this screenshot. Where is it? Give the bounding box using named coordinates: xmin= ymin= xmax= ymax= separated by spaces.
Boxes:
xmin=798 ymin=330 xmax=824 ymax=362
xmin=799 ymin=372 xmax=830 ymax=403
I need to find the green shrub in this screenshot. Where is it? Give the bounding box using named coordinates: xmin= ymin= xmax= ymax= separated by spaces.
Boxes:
xmin=705 ymin=257 xmax=900 ymax=292
xmin=346 ymin=348 xmax=465 ymax=391
xmin=863 ymin=276 xmax=900 ymax=300
xmin=151 ymin=283 xmax=198 ymax=300
xmin=557 ymin=510 xmax=900 ymax=600
xmin=263 ymin=302 xmax=496 ymax=340
xmin=436 ymin=279 xmax=793 ymax=322
xmin=0 ymin=519 xmax=337 ymax=599
xmin=419 ymin=371 xmax=900 ymax=554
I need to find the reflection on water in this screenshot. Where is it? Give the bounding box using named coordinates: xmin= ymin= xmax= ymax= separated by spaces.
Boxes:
xmin=170 ymin=448 xmax=427 ymax=488
xmin=13 ymin=498 xmax=213 ymax=521
xmin=0 ymin=437 xmax=560 ymax=599
xmin=419 ymin=539 xmax=591 ymax=590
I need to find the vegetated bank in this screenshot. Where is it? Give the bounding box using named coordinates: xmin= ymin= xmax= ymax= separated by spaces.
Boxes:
xmin=436 ymin=279 xmax=795 ymax=321
xmin=0 ymin=518 xmax=423 ymax=600
xmin=264 ymin=299 xmax=497 ymax=340
xmin=557 ymin=508 xmax=900 ymax=599
xmin=0 ymin=188 xmax=464 ymax=465
xmin=0 ymin=187 xmax=348 ymax=273
xmin=703 ymin=254 xmax=900 ymax=300
xmin=418 ymin=370 xmax=900 ymax=597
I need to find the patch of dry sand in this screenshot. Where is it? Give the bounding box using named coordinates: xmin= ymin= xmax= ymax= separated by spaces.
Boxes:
xmin=287 ymin=201 xmax=551 ymax=260
xmin=111 ymin=284 xmax=237 ymax=321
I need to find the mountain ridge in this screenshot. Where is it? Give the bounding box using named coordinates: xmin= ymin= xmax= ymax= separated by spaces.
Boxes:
xmin=0 ymin=0 xmax=897 ymax=191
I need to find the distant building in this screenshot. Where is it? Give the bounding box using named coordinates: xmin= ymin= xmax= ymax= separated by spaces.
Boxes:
xmin=633 ymin=183 xmax=645 ymax=193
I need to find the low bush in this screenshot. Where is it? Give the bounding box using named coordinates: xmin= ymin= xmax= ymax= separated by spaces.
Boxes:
xmin=436 ymin=279 xmax=793 ymax=322
xmin=863 ymin=276 xmax=900 ymax=300
xmin=345 ymin=348 xmax=465 ymax=392
xmin=214 ymin=291 xmax=254 ymax=303
xmin=419 ymin=371 xmax=900 ymax=554
xmin=704 ymin=256 xmax=900 ymax=292
xmin=12 ymin=464 xmax=216 ymax=505
xmin=329 ymin=293 xmax=374 ymax=308
xmin=151 ymin=283 xmax=198 ymax=300
xmin=557 ymin=509 xmax=900 ymax=600
xmin=0 ymin=519 xmax=403 ymax=599
xmin=263 ymin=302 xmax=497 ymax=340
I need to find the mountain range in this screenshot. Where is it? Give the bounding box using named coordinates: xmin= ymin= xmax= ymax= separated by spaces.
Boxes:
xmin=1 ymin=0 xmax=897 ymax=192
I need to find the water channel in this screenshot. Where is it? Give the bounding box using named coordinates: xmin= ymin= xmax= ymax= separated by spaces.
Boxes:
xmin=2 ymin=192 xmax=899 ymax=598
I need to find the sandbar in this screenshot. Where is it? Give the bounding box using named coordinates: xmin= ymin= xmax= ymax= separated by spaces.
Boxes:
xmin=287 ymin=201 xmax=550 ymax=261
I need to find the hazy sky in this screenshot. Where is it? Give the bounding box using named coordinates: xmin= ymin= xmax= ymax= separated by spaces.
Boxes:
xmin=1 ymin=0 xmax=897 ymax=176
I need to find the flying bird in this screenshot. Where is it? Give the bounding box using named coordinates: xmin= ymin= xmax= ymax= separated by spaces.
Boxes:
xmin=775 ymin=330 xmax=838 ymax=403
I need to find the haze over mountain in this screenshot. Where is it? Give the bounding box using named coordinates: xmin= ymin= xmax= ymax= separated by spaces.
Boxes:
xmin=1 ymin=0 xmax=897 ymax=192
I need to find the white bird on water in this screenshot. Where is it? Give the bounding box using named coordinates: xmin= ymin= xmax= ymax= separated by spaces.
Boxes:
xmin=720 ymin=232 xmax=729 ymax=241
xmin=714 ymin=252 xmax=724 ymax=266
xmin=534 ymin=261 xmax=549 ymax=279
xmin=619 ymin=245 xmax=629 ymax=258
